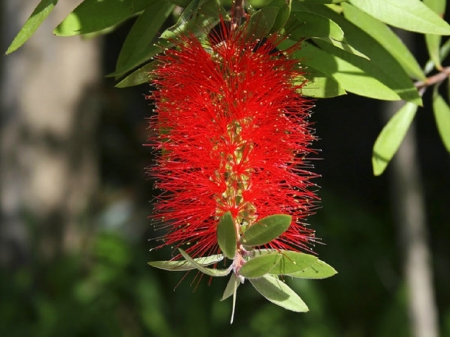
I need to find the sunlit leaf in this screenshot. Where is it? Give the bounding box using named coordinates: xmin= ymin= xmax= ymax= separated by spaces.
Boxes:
xmin=270 ymin=251 xmax=318 ymax=275
xmin=250 ymin=275 xmax=309 ymax=312
xmin=217 ymin=212 xmax=237 ymax=260
xmin=342 ymin=3 xmax=425 ymax=81
xmin=432 ymin=89 xmax=450 ymax=153
xmin=294 ymin=4 xmax=421 ymax=104
xmin=148 ymin=254 xmax=224 ymax=271
xmin=349 ymin=0 xmax=450 ymax=35
xmin=288 ymin=259 xmax=337 ymax=279
xmin=240 ymin=214 xmax=291 ymax=246
xmin=6 ymin=0 xmax=57 ymax=54
xmin=372 ymin=102 xmax=418 ymax=176
xmin=54 ymin=0 xmax=155 ymax=36
xmin=290 ymin=41 xmax=401 ymax=101
xmin=221 ymin=273 xmax=241 ymax=323
xmin=239 ymin=253 xmax=282 ymax=278
xmin=179 ymin=249 xmax=230 ymax=277
xmin=423 ymin=0 xmax=447 ymax=70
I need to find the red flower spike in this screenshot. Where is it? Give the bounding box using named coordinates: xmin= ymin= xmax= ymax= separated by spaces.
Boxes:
xmin=148 ymin=20 xmax=319 ymax=259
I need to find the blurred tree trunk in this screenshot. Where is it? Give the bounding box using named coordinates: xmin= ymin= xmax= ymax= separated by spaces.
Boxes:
xmin=1 ymin=0 xmax=102 ymax=266
xmin=383 ymin=103 xmax=439 ymax=337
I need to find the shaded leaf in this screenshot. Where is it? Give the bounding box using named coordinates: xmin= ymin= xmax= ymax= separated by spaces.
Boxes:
xmin=290 ymin=41 xmax=401 ymax=101
xmin=294 ymin=4 xmax=421 ymax=104
xmin=342 ymin=3 xmax=425 ymax=81
xmin=241 ymin=214 xmax=291 ymax=246
xmin=217 ymin=212 xmax=237 ymax=260
xmin=221 ymin=273 xmax=241 ymax=323
xmin=349 ymin=0 xmax=450 ymax=35
xmin=433 ymin=90 xmax=450 ymax=152
xmin=115 ymin=62 xmax=158 ymax=88
xmin=267 ymin=0 xmax=291 ymax=33
xmin=179 ymin=249 xmax=230 ymax=277
xmin=372 ymin=102 xmax=418 ymax=176
xmin=250 ymin=275 xmax=309 ymax=312
xmin=239 ymin=253 xmax=282 ymax=278
xmin=288 ymin=259 xmax=337 ymax=279
xmin=54 ymin=0 xmax=155 ymax=36
xmin=115 ymin=1 xmax=174 ymax=77
xmin=221 ymin=273 xmax=241 ymax=301
xmin=6 ymin=0 xmax=58 ymax=54
xmin=300 ymin=67 xmax=347 ymax=98
xmin=148 ymin=254 xmax=224 ymax=271
xmin=247 ymin=6 xmax=279 ymax=39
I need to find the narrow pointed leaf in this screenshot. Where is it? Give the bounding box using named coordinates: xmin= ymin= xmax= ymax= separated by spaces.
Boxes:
xmin=250 ymin=275 xmax=309 ymax=312
xmin=432 ymin=91 xmax=450 ymax=153
xmin=349 ymin=0 xmax=450 ymax=35
xmin=179 ymin=249 xmax=230 ymax=277
xmin=247 ymin=6 xmax=279 ymax=40
xmin=424 ymin=0 xmax=447 ymax=69
xmin=372 ymin=102 xmax=418 ymax=176
xmin=6 ymin=0 xmax=57 ymax=54
xmin=115 ymin=1 xmax=174 ymax=76
xmin=267 ymin=0 xmax=291 ymax=33
xmin=115 ymin=62 xmax=157 ymax=88
xmin=221 ymin=273 xmax=241 ymax=301
xmin=288 ymin=259 xmax=337 ymax=279
xmin=291 ymin=42 xmax=401 ymax=102
xmin=295 ymin=4 xmax=422 ymax=104
xmin=54 ymin=0 xmax=156 ymax=36
xmin=148 ymin=254 xmax=224 ymax=271
xmin=241 ymin=214 xmax=291 ymax=246
xmin=342 ymin=3 xmax=425 ymax=81
xmin=239 ymin=253 xmax=282 ymax=278
xmin=217 ymin=212 xmax=237 ymax=260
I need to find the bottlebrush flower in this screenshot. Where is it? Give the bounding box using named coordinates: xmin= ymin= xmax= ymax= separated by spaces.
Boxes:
xmin=148 ymin=20 xmax=319 ymax=259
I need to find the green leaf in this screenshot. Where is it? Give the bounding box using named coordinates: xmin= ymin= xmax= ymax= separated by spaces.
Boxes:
xmin=372 ymin=102 xmax=418 ymax=176
xmin=290 ymin=41 xmax=401 ymax=101
xmin=221 ymin=273 xmax=241 ymax=323
xmin=349 ymin=0 xmax=450 ymax=35
xmin=221 ymin=273 xmax=241 ymax=301
xmin=247 ymin=6 xmax=279 ymax=39
xmin=432 ymin=90 xmax=450 ymax=153
xmin=167 ymin=0 xmax=192 ymax=6
xmin=148 ymin=254 xmax=224 ymax=271
xmin=160 ymin=0 xmax=201 ymax=40
xmin=424 ymin=38 xmax=450 ymax=75
xmin=287 ymin=11 xmax=343 ymax=41
xmin=217 ymin=212 xmax=237 ymax=260
xmin=6 ymin=0 xmax=58 ymax=54
xmin=250 ymin=275 xmax=309 ymax=312
xmin=288 ymin=259 xmax=337 ymax=279
xmin=300 ymin=67 xmax=347 ymax=98
xmin=239 ymin=253 xmax=282 ymax=278
xmin=294 ymin=4 xmax=422 ymax=104
xmin=269 ymin=251 xmax=318 ymax=275
xmin=54 ymin=0 xmax=155 ymax=36
xmin=342 ymin=3 xmax=425 ymax=81
xmin=178 ymin=249 xmax=230 ymax=277
xmin=115 ymin=62 xmax=157 ymax=88
xmin=240 ymin=214 xmax=291 ymax=246
xmin=267 ymin=0 xmax=291 ymax=33
xmin=115 ymin=1 xmax=174 ymax=77
xmin=424 ymin=0 xmax=447 ymax=70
